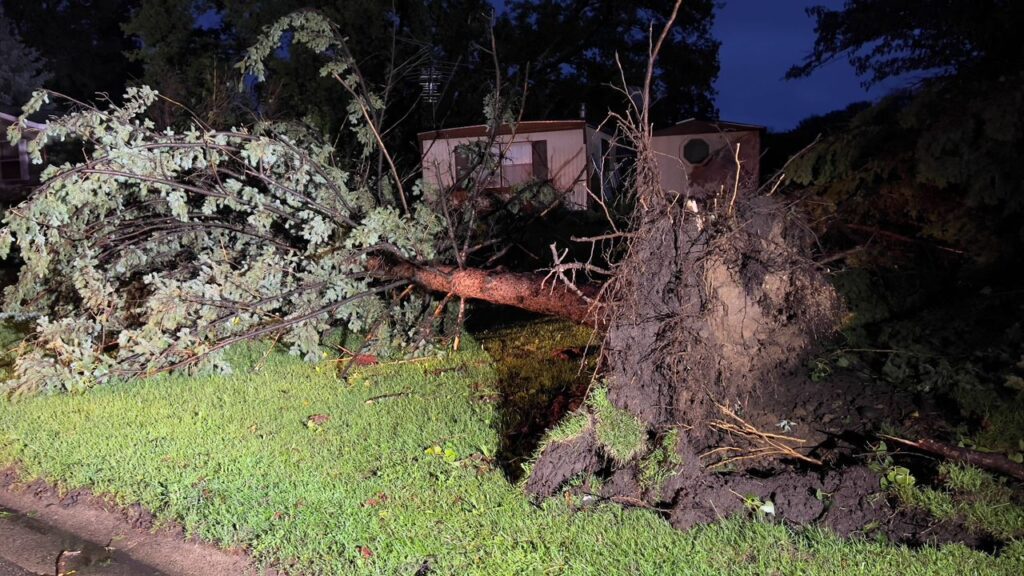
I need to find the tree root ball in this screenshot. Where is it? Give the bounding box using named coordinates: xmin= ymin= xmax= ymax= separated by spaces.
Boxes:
xmin=528 ymin=194 xmax=845 ymax=519
xmin=607 ymin=195 xmax=842 ymax=441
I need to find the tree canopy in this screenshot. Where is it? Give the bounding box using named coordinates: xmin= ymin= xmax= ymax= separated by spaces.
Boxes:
xmin=0 ymin=4 xmax=52 ymax=115
xmin=5 ymin=0 xmax=720 ymax=144
xmin=497 ymin=0 xmax=719 ymax=124
xmin=787 ymin=0 xmax=1024 ymax=85
xmin=120 ymin=0 xmax=244 ymax=128
xmin=783 ymin=1 xmax=1024 ymax=270
xmin=1 ymin=0 xmax=141 ymax=103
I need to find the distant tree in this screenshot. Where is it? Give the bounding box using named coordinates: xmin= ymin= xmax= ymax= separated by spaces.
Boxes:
xmin=0 ymin=4 xmax=52 ymax=114
xmin=496 ymin=0 xmax=719 ymax=124
xmin=785 ymin=1 xmax=1024 ymax=269
xmin=787 ymin=0 xmax=1024 ymax=84
xmin=1 ymin=0 xmax=141 ymax=104
xmin=215 ymin=0 xmax=494 ymax=159
xmin=121 ymin=0 xmax=244 ymax=128
xmin=760 ymin=101 xmax=870 ymax=177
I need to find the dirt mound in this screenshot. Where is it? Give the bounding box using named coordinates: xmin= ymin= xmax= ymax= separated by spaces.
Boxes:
xmin=524 ymin=431 xmax=602 ymax=497
xmin=529 ymin=195 xmax=842 ymax=482
xmin=602 ymin=196 xmax=841 ymax=437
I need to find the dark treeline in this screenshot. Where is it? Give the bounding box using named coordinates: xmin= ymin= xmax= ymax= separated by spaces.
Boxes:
xmin=2 ymin=0 xmax=719 ymax=168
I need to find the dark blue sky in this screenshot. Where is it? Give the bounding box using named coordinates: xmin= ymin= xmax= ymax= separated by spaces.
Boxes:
xmin=712 ymin=0 xmax=905 ymax=130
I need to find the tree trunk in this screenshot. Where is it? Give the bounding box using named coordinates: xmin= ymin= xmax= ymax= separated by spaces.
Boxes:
xmin=383 ymin=261 xmax=603 ymax=326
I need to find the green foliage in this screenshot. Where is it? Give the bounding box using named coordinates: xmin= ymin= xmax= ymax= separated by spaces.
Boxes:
xmin=880 ymin=466 xmax=916 ymax=493
xmin=788 ymin=1 xmax=1023 ymax=85
xmin=1 ymin=347 xmax=1021 ymax=575
xmin=833 ymin=281 xmax=1024 ymax=459
xmin=785 ymin=2 xmax=1022 ymax=272
xmin=0 ymin=12 xmax=447 ymax=395
xmin=790 ymin=69 xmax=1024 ymax=268
xmin=0 ymin=320 xmax=28 ymax=382
xmin=875 ymin=442 xmax=1024 ymax=540
xmin=738 ymin=493 xmax=776 ymax=520
xmin=590 ymin=387 xmax=647 ymax=464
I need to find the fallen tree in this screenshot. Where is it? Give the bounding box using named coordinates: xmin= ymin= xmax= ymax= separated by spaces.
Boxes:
xmin=380 ymin=260 xmax=600 ymax=326
xmin=0 ymin=12 xmax=606 ymax=395
xmin=0 ymin=95 xmax=599 ymax=394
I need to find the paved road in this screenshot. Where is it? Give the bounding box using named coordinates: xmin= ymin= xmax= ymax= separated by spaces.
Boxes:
xmin=0 ymin=558 xmax=35 ymax=576
xmin=0 ymin=489 xmax=258 ymax=576
xmin=0 ymin=506 xmax=162 ymax=576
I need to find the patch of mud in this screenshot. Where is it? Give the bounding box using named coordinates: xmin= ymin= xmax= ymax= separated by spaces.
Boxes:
xmin=528 ymin=370 xmax=1000 ymax=549
xmin=660 ymin=462 xmax=980 ymax=548
xmin=524 ymin=432 xmax=602 ymax=497
xmin=0 ymin=502 xmax=165 ymax=575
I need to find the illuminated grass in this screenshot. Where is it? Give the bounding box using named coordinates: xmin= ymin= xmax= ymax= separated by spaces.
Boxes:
xmin=0 ymin=338 xmax=1019 ymax=575
xmin=898 ymin=463 xmax=1024 ymax=540
xmin=590 ymin=386 xmax=647 ymax=464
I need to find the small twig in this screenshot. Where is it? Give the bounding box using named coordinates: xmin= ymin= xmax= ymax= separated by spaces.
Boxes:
xmin=253 ymin=333 xmax=283 ymax=372
xmin=540 ymin=243 xmax=611 ymax=304
xmin=727 ymin=142 xmax=742 ymax=217
xmin=365 ymin=391 xmax=411 ymax=405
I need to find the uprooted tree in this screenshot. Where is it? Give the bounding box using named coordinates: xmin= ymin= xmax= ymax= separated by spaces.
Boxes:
xmin=0 ymin=7 xmax=866 ymax=526
xmin=519 ymin=4 xmax=847 ymax=521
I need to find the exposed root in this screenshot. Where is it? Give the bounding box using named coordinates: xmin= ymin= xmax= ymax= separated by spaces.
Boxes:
xmin=703 ymin=403 xmax=822 ymax=468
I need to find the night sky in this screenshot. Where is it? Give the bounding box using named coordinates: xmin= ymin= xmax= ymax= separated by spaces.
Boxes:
xmin=713 ymin=0 xmax=908 ymax=131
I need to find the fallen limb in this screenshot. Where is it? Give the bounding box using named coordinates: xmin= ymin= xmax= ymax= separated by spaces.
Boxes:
xmin=882 ymin=435 xmax=1024 ymax=482
xmin=378 ymin=259 xmax=605 ymax=327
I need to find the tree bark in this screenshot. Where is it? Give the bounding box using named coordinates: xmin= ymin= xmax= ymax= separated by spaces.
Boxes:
xmin=384 ymin=261 xmax=603 ymax=326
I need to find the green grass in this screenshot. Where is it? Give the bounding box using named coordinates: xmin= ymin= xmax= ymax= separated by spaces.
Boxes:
xmin=590 ymin=387 xmax=647 ymax=464
xmin=477 ymin=319 xmax=597 ymax=449
xmin=0 ymin=339 xmax=1022 ymax=575
xmin=538 ymin=411 xmax=591 ymax=446
xmin=897 ymin=463 xmax=1024 ymax=541
xmin=639 ymin=428 xmax=683 ymax=493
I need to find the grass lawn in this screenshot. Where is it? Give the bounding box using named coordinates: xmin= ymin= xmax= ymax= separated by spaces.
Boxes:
xmin=0 ymin=336 xmax=1022 ymax=575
